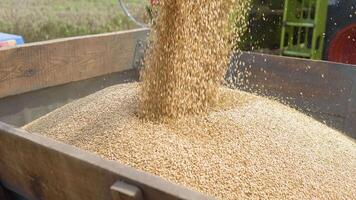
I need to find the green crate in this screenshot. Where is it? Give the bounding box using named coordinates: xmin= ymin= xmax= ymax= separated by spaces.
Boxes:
xmin=280 ymin=0 xmax=328 ymax=59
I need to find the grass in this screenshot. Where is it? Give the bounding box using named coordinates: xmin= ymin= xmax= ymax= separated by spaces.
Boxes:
xmin=0 ymin=0 xmax=149 ymax=42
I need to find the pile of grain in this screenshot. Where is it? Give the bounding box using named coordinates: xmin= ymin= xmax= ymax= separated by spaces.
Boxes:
xmin=24 ymin=83 xmax=356 ymax=199
xmin=140 ymin=0 xmax=249 ymax=120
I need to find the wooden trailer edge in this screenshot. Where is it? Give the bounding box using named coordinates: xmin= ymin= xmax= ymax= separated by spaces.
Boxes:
xmin=0 ymin=121 xmax=213 ymax=200
xmin=232 ymin=52 xmax=356 ymax=138
xmin=0 ymin=28 xmax=149 ymax=99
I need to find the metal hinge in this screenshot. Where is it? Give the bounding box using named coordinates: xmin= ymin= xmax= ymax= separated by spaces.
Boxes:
xmin=111 ymin=181 xmax=143 ymax=200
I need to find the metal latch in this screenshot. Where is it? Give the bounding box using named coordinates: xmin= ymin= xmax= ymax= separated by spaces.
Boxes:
xmin=111 ymin=181 xmax=143 ymax=200
xmin=132 ymin=39 xmax=147 ymax=70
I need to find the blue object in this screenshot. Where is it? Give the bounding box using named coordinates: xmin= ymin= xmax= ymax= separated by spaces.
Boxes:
xmin=0 ymin=32 xmax=25 ymax=45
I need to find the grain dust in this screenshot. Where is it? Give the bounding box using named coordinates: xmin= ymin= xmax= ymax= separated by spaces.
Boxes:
xmin=24 ymin=83 xmax=356 ymax=200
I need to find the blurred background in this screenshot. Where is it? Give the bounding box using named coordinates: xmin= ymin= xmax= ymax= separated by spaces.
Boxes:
xmin=0 ymin=0 xmax=280 ymax=45
xmin=0 ymin=0 xmax=355 ymax=64
xmin=0 ymin=0 xmax=149 ymax=42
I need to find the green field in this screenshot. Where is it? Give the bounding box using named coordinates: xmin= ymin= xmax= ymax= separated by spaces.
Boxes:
xmin=0 ymin=0 xmax=148 ymax=42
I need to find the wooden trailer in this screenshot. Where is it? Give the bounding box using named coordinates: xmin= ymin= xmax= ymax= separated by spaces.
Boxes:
xmin=0 ymin=28 xmax=355 ymax=200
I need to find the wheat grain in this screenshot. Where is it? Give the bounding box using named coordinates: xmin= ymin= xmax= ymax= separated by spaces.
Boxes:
xmin=24 ymin=83 xmax=356 ymax=200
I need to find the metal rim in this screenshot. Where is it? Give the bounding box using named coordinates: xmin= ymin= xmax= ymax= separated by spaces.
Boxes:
xmin=328 ymin=23 xmax=356 ymax=65
xmin=118 ymin=0 xmax=149 ymax=28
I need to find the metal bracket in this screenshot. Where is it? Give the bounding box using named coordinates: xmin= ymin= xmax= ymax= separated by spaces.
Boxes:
xmin=111 ymin=181 xmax=143 ymax=200
xmin=132 ymin=39 xmax=147 ymax=70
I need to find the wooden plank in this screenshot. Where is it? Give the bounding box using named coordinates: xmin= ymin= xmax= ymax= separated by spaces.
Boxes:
xmin=344 ymin=75 xmax=356 ymax=138
xmin=0 ymin=28 xmax=149 ymax=99
xmin=230 ymin=52 xmax=356 ymax=137
xmin=0 ymin=122 xmax=213 ymax=200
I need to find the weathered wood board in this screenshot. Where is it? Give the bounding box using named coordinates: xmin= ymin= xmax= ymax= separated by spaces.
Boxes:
xmin=0 ymin=122 xmax=212 ymax=200
xmin=230 ymin=52 xmax=356 ymax=138
xmin=345 ymin=75 xmax=356 ymax=135
xmin=0 ymin=28 xmax=149 ymax=99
